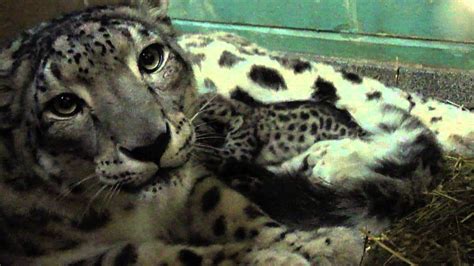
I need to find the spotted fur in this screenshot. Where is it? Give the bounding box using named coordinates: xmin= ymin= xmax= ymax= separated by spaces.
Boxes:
xmin=0 ymin=1 xmax=472 ymax=265
xmin=178 ymin=32 xmax=472 ymax=231
xmin=180 ymin=32 xmax=474 ymax=157
xmin=194 ymin=93 xmax=366 ymax=167
xmin=0 ymin=1 xmax=364 ymax=265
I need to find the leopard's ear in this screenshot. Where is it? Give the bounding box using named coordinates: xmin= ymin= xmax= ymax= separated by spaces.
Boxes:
xmin=0 ymin=39 xmax=18 ymax=130
xmin=0 ymin=82 xmax=15 ymax=130
xmin=0 ymin=36 xmax=31 ymax=130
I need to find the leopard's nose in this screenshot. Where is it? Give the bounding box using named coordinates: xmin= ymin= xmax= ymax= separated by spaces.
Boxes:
xmin=119 ymin=123 xmax=171 ymax=165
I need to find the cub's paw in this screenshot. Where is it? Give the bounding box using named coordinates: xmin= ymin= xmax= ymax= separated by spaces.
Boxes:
xmin=270 ymin=139 xmax=374 ymax=184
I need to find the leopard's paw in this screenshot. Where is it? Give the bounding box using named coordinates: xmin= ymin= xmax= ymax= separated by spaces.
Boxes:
xmin=447 ymin=131 xmax=474 ymax=157
xmin=295 ymin=227 xmax=364 ymax=266
xmin=243 ymin=249 xmax=310 ymax=266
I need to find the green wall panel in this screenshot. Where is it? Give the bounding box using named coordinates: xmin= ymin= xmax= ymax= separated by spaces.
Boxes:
xmin=355 ymin=0 xmax=474 ymax=43
xmin=169 ymin=0 xmax=352 ymax=32
xmin=169 ymin=0 xmax=474 ymax=43
xmin=173 ymin=20 xmax=474 ymax=70
xmin=169 ymin=0 xmax=474 ymax=69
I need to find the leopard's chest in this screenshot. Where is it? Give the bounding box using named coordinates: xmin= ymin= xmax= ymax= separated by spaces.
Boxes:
xmin=0 ymin=181 xmax=182 ymax=256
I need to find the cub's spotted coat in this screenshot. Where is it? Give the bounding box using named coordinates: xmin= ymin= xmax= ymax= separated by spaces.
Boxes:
xmin=0 ymin=0 xmax=471 ymax=265
xmin=194 ymin=93 xmax=366 ymax=167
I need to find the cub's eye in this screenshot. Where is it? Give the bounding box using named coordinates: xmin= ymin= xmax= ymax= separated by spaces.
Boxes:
xmin=138 ymin=43 xmax=165 ymax=73
xmin=48 ymin=93 xmax=83 ymax=118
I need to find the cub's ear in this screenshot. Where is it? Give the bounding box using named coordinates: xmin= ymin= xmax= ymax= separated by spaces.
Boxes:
xmin=132 ymin=0 xmax=169 ymax=21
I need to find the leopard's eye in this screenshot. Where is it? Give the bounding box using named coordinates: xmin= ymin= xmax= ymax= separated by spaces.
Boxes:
xmin=138 ymin=43 xmax=165 ymax=73
xmin=48 ymin=93 xmax=83 ymax=118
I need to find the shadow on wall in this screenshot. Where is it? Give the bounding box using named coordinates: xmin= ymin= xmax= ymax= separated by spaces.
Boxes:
xmin=0 ymin=0 xmax=131 ymax=41
xmin=434 ymin=0 xmax=474 ymax=42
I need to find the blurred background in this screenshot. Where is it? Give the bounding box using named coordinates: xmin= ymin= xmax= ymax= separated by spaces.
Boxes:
xmin=1 ymin=0 xmax=472 ymax=106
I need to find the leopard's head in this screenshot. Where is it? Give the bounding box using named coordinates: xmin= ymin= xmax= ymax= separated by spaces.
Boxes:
xmin=0 ymin=1 xmax=199 ymax=196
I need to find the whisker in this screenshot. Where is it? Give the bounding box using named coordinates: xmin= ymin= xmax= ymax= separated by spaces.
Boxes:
xmin=102 ymin=182 xmax=123 ymax=213
xmin=190 ymin=151 xmax=222 ymax=164
xmin=186 ymin=95 xmax=217 ymax=118
xmin=190 ymin=95 xmax=218 ymax=122
xmin=108 ymin=183 xmax=122 ymax=204
xmin=189 ymin=109 xmax=206 ymax=123
xmin=192 ymin=121 xmax=209 ymax=129
xmin=185 ymin=103 xmax=203 ymax=118
xmin=104 ymin=183 xmax=123 ymax=211
xmin=195 ymin=132 xmax=223 ymax=139
xmin=192 ymin=151 xmax=220 ymax=159
xmin=85 ymin=180 xmax=101 ymax=192
xmin=79 ymin=182 xmax=102 ymax=202
xmin=184 ymin=98 xmax=202 ymax=117
xmin=71 ymin=174 xmax=96 ymax=188
xmin=55 ymin=190 xmax=71 ymax=202
xmin=194 ymin=148 xmax=224 ymax=158
xmin=194 ymin=144 xmax=224 ymax=152
xmin=190 ymin=153 xmax=206 ymax=160
xmin=81 ymin=184 xmax=108 ymax=218
xmin=192 ymin=118 xmax=222 ymax=129
xmin=100 ymin=184 xmax=117 ymax=212
xmin=111 ymin=184 xmax=122 ymax=202
xmin=55 ymin=174 xmax=97 ymax=202
xmin=98 ymin=189 xmax=112 ymax=213
xmin=196 ymin=136 xmax=225 ymax=141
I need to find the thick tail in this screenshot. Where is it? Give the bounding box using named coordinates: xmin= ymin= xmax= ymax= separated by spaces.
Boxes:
xmin=218 ymin=162 xmax=422 ymax=231
xmin=363 ymin=104 xmax=444 ymax=187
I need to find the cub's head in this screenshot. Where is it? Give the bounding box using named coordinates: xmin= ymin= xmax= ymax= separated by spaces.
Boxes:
xmin=0 ymin=1 xmax=198 ymax=194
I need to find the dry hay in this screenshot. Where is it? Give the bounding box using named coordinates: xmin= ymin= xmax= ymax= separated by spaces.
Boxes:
xmin=362 ymin=156 xmax=474 ymax=265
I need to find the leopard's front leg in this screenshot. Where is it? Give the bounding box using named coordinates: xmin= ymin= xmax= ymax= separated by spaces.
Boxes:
xmin=21 ymin=241 xmax=241 ymax=266
xmin=21 ymin=225 xmax=310 ymax=266
xmin=19 ymin=176 xmax=364 ymax=266
xmin=187 ymin=177 xmax=365 ymax=265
